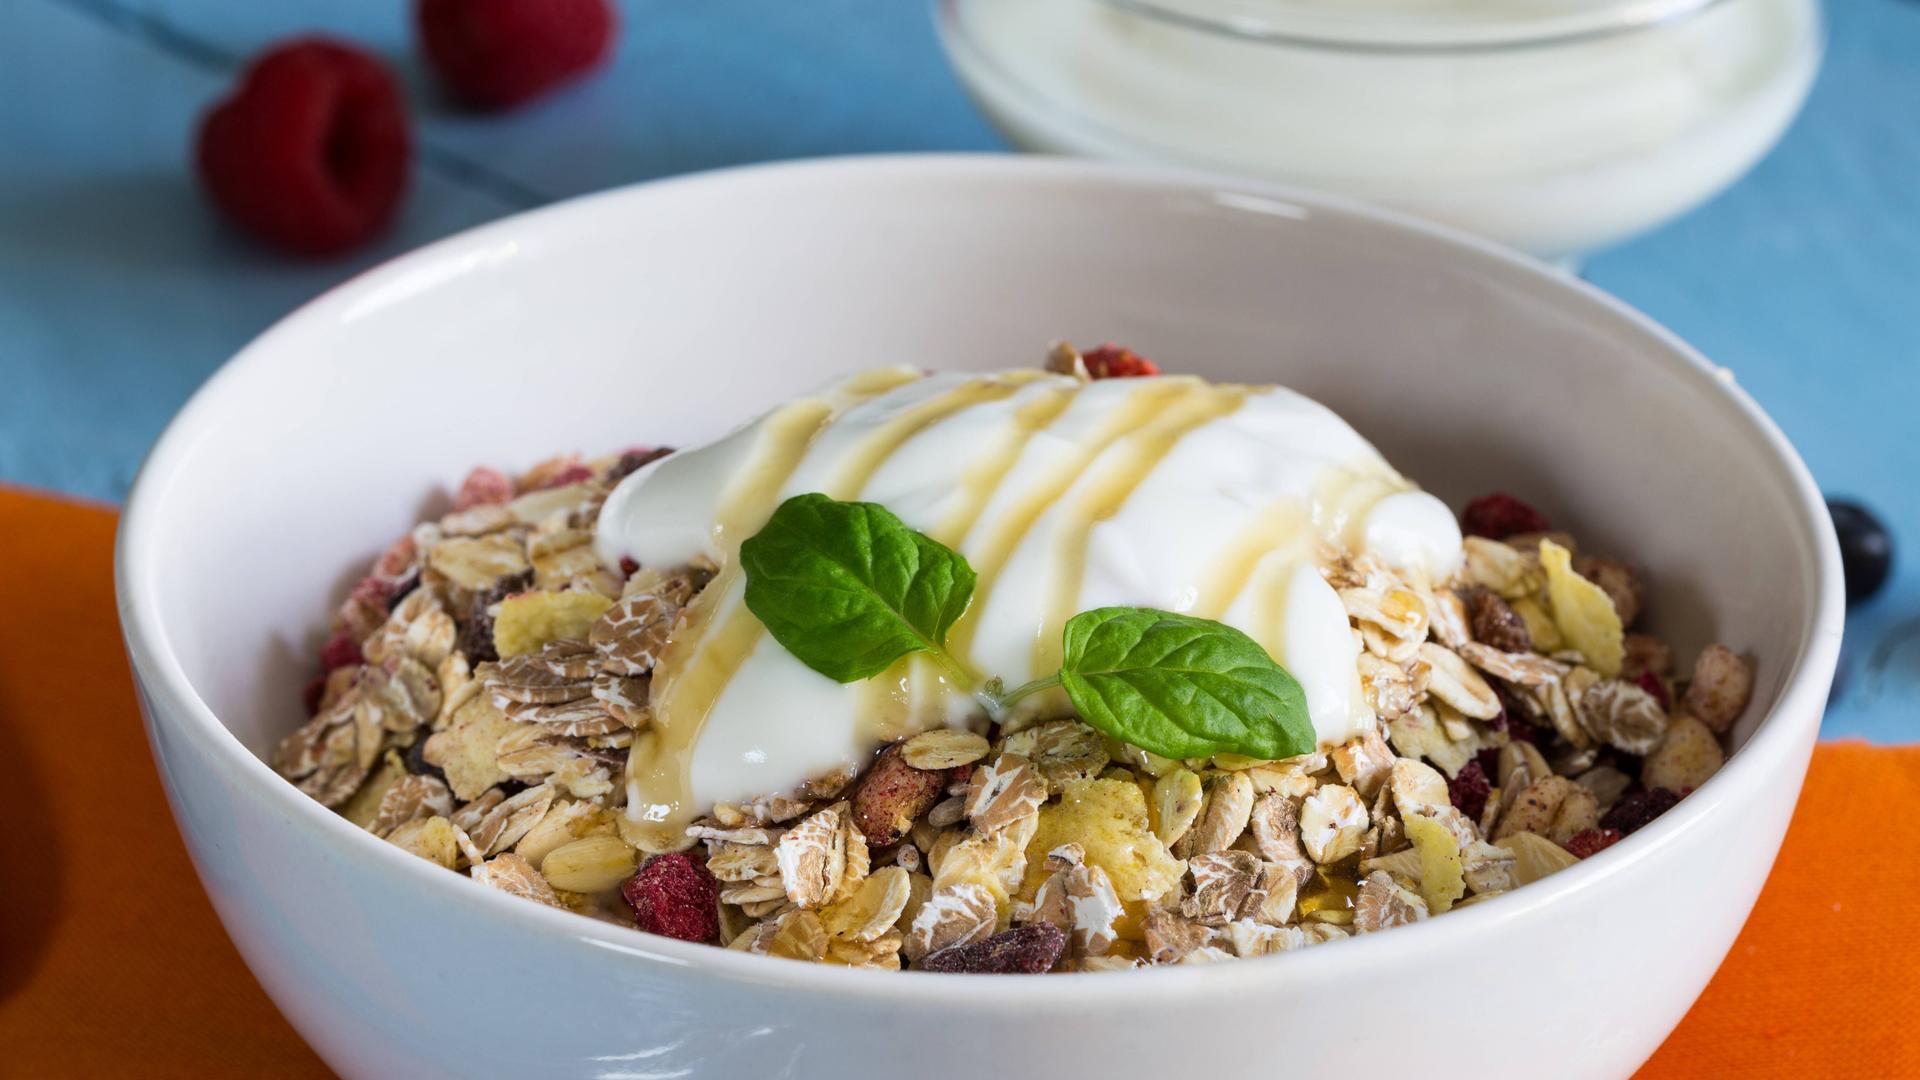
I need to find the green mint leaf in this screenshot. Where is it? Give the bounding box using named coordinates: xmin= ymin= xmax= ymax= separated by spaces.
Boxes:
xmin=741 ymin=493 xmax=977 ymax=684
xmin=1059 ymin=607 xmax=1315 ymax=761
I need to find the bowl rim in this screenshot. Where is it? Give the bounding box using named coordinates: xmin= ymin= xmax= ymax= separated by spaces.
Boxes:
xmin=115 ymin=153 xmax=1843 ymax=1007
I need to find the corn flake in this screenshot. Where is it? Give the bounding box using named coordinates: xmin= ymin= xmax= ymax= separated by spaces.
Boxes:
xmin=1540 ymin=539 xmax=1623 ymax=677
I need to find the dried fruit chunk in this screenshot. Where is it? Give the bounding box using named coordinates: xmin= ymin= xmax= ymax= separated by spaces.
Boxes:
xmin=1022 ymin=778 xmax=1183 ymax=905
xmin=901 ymin=729 xmax=990 ymax=770
xmin=1299 ymin=784 xmax=1369 ymax=864
xmin=1466 ymin=588 xmax=1532 ymax=653
xmin=919 ymin=923 xmax=1066 ymax=974
xmin=1540 ymin=539 xmax=1624 ymax=677
xmin=1641 ymin=714 xmax=1726 ymax=792
xmin=850 ymin=745 xmax=945 ymax=848
xmin=493 ymin=590 xmax=614 ymax=659
xmin=1599 ymin=787 xmax=1681 ymax=835
xmin=1461 ymin=493 xmax=1550 ymax=540
xmin=1402 ymin=813 xmax=1465 ymax=913
xmin=1683 ymin=644 xmax=1756 ymax=734
xmin=1446 ymin=758 xmax=1492 ymax=821
xmin=471 ymin=852 xmax=563 ymax=908
xmin=622 ymin=852 xmax=721 ymax=942
xmin=1563 ymin=827 xmax=1622 ymax=859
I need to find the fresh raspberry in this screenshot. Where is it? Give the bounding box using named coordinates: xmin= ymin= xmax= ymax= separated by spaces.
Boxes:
xmin=417 ymin=0 xmax=616 ymax=111
xmin=1635 ymin=670 xmax=1671 ymax=710
xmin=195 ymin=39 xmax=410 ymax=256
xmin=454 ymin=466 xmax=514 ymax=510
xmin=1461 ymin=492 xmax=1551 ymax=540
xmin=918 ymin=923 xmax=1066 ymax=974
xmin=621 ymin=853 xmax=720 ymax=943
xmin=319 ymin=629 xmax=364 ymax=671
xmin=1447 ymin=758 xmax=1492 ymax=821
xmin=1563 ymin=827 xmax=1622 ymax=859
xmin=1599 ymin=787 xmax=1682 ymax=835
xmin=1081 ymin=344 xmax=1161 ymax=379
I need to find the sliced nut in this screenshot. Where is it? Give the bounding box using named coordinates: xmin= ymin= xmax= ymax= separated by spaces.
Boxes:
xmin=540 ymin=834 xmax=640 ymax=893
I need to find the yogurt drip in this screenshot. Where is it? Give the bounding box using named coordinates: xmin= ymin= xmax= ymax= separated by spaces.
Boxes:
xmin=594 ymin=369 xmax=1462 ymax=849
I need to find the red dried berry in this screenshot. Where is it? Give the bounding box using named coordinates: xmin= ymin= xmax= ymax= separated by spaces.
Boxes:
xmin=195 ymin=38 xmax=410 ymax=256
xmin=1634 ymin=669 xmax=1671 ymax=710
xmin=538 ymin=463 xmax=596 ymax=489
xmin=1563 ymin=827 xmax=1623 ymax=859
xmin=454 ymin=466 xmax=514 ymax=510
xmin=301 ymin=674 xmax=328 ymax=716
xmin=618 ymin=556 xmax=640 ymax=578
xmin=1599 ymin=787 xmax=1682 ymax=835
xmin=1447 ymin=758 xmax=1492 ymax=821
xmin=919 ymin=923 xmax=1066 ymax=974
xmin=319 ymin=629 xmax=364 ymax=671
xmin=1461 ymin=492 xmax=1551 ymax=540
xmin=372 ymin=534 xmax=418 ymax=581
xmin=621 ymin=852 xmax=720 ymax=943
xmin=417 ymin=0 xmax=616 ymax=111
xmin=1081 ymin=343 xmax=1161 ymax=379
xmin=1474 ymin=746 xmax=1502 ymax=779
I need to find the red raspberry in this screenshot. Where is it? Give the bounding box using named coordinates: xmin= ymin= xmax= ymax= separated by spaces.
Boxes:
xmin=918 ymin=923 xmax=1065 ymax=974
xmin=319 ymin=629 xmax=364 ymax=671
xmin=1599 ymin=787 xmax=1682 ymax=835
xmin=1461 ymin=492 xmax=1551 ymax=540
xmin=1081 ymin=344 xmax=1161 ymax=379
xmin=1563 ymin=827 xmax=1622 ymax=859
xmin=1446 ymin=758 xmax=1492 ymax=821
xmin=417 ymin=0 xmax=616 ymax=111
xmin=454 ymin=466 xmax=514 ymax=510
xmin=195 ymin=39 xmax=410 ymax=256
xmin=621 ymin=853 xmax=720 ymax=943
xmin=1634 ymin=669 xmax=1671 ymax=710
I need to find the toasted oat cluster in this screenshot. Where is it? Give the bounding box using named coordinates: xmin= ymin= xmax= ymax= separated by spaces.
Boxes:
xmin=275 ymin=432 xmax=1756 ymax=975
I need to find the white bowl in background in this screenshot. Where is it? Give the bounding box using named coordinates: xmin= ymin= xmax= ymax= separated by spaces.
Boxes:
xmin=116 ymin=156 xmax=1842 ymax=1080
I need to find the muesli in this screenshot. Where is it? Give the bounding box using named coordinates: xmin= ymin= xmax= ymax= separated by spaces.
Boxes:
xmin=275 ymin=344 xmax=1755 ymax=973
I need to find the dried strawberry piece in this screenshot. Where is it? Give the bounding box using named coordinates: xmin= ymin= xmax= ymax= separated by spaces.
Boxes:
xmin=1461 ymin=492 xmax=1551 ymax=540
xmin=1081 ymin=344 xmax=1160 ymax=379
xmin=1634 ymin=670 xmax=1671 ymax=710
xmin=538 ymin=463 xmax=596 ymax=489
xmin=319 ymin=629 xmax=364 ymax=671
xmin=1447 ymin=758 xmax=1492 ymax=821
xmin=454 ymin=466 xmax=514 ymax=510
xmin=195 ymin=38 xmax=410 ymax=255
xmin=1599 ymin=787 xmax=1681 ymax=835
xmin=918 ymin=923 xmax=1065 ymax=974
xmin=621 ymin=853 xmax=720 ymax=943
xmin=1563 ymin=827 xmax=1622 ymax=859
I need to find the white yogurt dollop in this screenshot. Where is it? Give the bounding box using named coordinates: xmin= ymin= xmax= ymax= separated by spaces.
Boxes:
xmin=595 ymin=368 xmax=1460 ymax=847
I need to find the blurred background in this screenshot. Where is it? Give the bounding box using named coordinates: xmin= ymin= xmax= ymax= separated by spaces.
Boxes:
xmin=0 ymin=0 xmax=1913 ymax=739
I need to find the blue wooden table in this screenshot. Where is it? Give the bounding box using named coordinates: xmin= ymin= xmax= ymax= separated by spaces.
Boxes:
xmin=2 ymin=0 xmax=1914 ymax=741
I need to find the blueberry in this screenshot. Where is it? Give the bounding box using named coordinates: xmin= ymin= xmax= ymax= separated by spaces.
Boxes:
xmin=1827 ymin=499 xmax=1893 ymax=606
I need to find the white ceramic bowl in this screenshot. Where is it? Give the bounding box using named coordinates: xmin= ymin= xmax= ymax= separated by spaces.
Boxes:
xmin=117 ymin=156 xmax=1843 ymax=1080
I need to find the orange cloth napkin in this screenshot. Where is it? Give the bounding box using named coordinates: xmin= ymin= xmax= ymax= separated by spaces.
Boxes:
xmin=0 ymin=485 xmax=1914 ymax=1079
